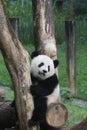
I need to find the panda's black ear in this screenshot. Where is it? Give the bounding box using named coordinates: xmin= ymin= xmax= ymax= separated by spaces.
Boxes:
xmin=31 ymin=51 xmax=40 ymax=59
xmin=53 ymin=60 xmax=59 ymax=68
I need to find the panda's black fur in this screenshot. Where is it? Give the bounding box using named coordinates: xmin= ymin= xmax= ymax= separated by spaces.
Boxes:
xmin=28 ymin=51 xmax=60 ymax=130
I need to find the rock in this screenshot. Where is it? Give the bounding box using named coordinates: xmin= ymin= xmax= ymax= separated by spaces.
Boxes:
xmin=0 ymin=87 xmax=6 ymax=101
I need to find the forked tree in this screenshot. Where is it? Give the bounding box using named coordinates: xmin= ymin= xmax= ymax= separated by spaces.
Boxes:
xmin=0 ymin=0 xmax=61 ymax=129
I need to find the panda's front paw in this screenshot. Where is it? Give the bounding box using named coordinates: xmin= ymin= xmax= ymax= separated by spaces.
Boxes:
xmin=30 ymin=85 xmax=34 ymax=94
xmin=28 ymin=119 xmax=40 ymax=127
xmin=30 ymin=85 xmax=37 ymax=96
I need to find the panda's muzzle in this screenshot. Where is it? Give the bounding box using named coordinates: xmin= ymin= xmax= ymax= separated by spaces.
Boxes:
xmin=39 ymin=70 xmax=47 ymax=76
xmin=38 ymin=65 xmax=50 ymax=76
xmin=39 ymin=71 xmax=45 ymax=76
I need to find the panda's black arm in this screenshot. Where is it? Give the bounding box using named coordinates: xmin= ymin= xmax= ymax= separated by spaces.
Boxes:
xmin=30 ymin=84 xmax=54 ymax=97
xmin=30 ymin=75 xmax=58 ymax=97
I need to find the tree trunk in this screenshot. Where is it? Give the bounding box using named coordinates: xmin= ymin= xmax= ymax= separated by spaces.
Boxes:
xmin=9 ymin=18 xmax=19 ymax=36
xmin=0 ymin=1 xmax=34 ymax=130
xmin=65 ymin=0 xmax=76 ymax=97
xmin=65 ymin=21 xmax=76 ymax=97
xmin=32 ymin=0 xmax=60 ymax=102
xmin=32 ymin=0 xmax=57 ymax=60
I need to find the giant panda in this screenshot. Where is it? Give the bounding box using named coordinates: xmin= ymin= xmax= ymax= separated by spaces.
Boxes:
xmin=28 ymin=51 xmax=60 ymax=130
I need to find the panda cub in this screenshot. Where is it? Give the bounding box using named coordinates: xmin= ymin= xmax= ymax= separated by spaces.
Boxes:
xmin=28 ymin=51 xmax=60 ymax=130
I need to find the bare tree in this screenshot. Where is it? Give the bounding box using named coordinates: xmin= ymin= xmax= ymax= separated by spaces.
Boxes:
xmin=32 ymin=0 xmax=57 ymax=60
xmin=0 ymin=0 xmax=34 ymax=130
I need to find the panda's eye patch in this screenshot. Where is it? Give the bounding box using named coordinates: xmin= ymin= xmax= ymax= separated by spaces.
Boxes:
xmin=48 ymin=65 xmax=50 ymax=72
xmin=38 ymin=62 xmax=44 ymax=67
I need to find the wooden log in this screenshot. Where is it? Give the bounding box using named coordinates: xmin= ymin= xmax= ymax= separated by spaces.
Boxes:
xmin=71 ymin=117 xmax=87 ymax=130
xmin=0 ymin=102 xmax=68 ymax=129
xmin=0 ymin=101 xmax=17 ymax=130
xmin=46 ymin=103 xmax=68 ymax=128
xmin=0 ymin=101 xmax=87 ymax=130
xmin=60 ymin=117 xmax=87 ymax=130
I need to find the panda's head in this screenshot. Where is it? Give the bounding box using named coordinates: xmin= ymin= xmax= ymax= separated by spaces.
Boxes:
xmin=30 ymin=51 xmax=59 ymax=80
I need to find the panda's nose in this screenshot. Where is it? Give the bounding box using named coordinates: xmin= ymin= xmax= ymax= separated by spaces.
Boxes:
xmin=43 ymin=70 xmax=47 ymax=73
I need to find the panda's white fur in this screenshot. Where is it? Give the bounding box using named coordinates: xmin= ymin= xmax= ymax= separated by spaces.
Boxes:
xmin=47 ymin=84 xmax=60 ymax=105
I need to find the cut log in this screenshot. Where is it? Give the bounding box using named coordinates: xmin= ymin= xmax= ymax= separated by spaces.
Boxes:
xmin=46 ymin=103 xmax=68 ymax=128
xmin=0 ymin=101 xmax=17 ymax=129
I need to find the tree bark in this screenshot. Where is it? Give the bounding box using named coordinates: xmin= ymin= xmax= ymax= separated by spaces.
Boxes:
xmin=9 ymin=18 xmax=19 ymax=36
xmin=32 ymin=0 xmax=57 ymax=60
xmin=0 ymin=1 xmax=34 ymax=130
xmin=65 ymin=0 xmax=76 ymax=97
xmin=65 ymin=21 xmax=76 ymax=97
xmin=0 ymin=101 xmax=17 ymax=130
